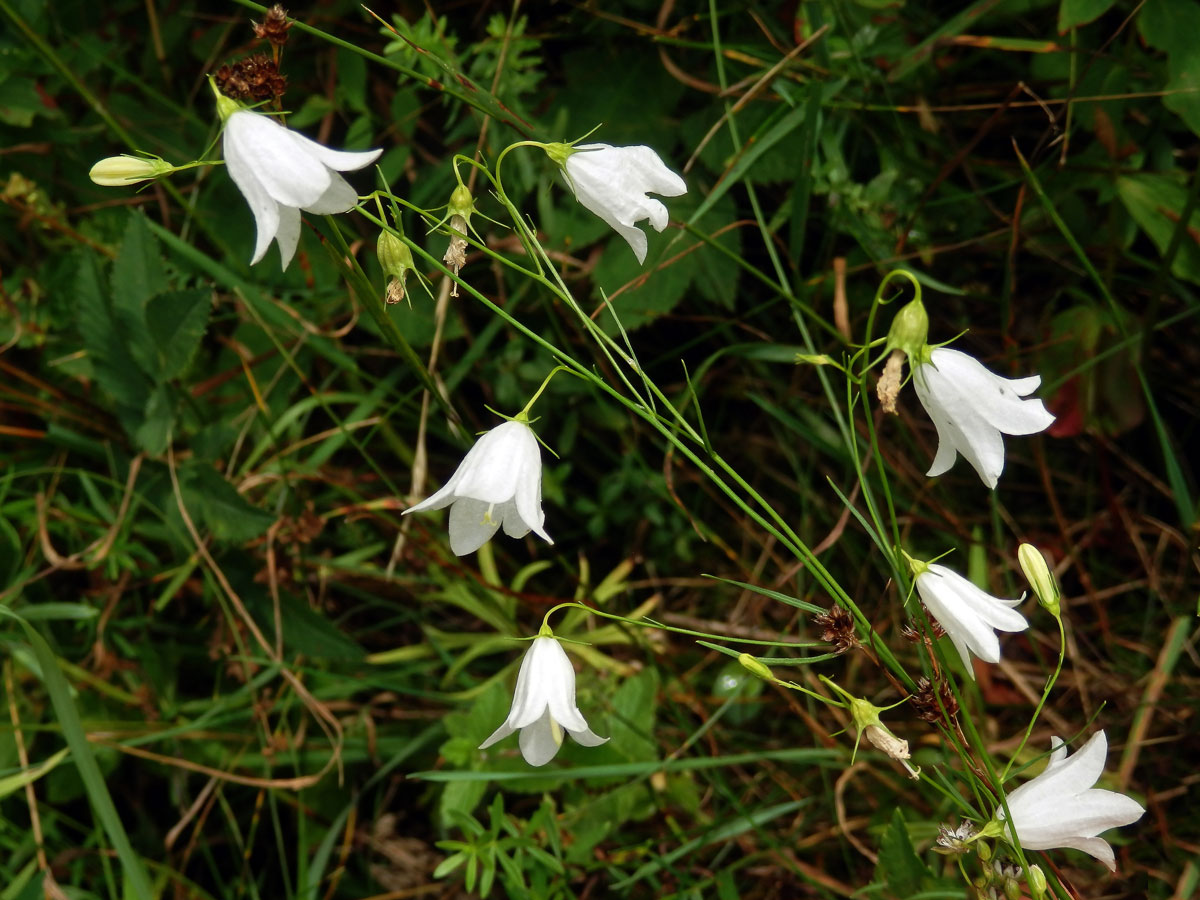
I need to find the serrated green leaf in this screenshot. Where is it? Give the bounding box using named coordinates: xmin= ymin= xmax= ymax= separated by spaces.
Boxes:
xmin=874 ymin=807 xmax=927 ymax=897
xmin=133 ymin=385 xmax=172 ymax=455
xmin=76 ymin=253 xmax=153 ymax=429
xmin=181 ymin=464 xmax=274 ymax=542
xmin=111 ymin=212 xmax=168 ymax=312
xmin=145 ymin=288 xmax=211 ymax=380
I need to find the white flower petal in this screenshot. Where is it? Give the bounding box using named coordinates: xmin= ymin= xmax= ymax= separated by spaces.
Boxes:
xmin=1000 ymin=731 xmax=1143 ymax=870
xmin=477 ymin=721 xmax=515 ymax=751
xmin=1008 ymin=732 xmax=1109 ymax=809
xmin=452 ymin=422 xmax=528 ymax=504
xmin=273 ymin=204 xmax=302 ymax=271
xmin=447 ymin=498 xmax=501 ymax=556
xmin=227 ymin=110 xmax=332 ymax=209
xmin=518 ymin=708 xmax=564 ymax=766
xmin=283 ymin=128 xmax=382 ymax=172
xmin=221 ymin=109 xmax=381 ymax=269
xmin=405 ymin=420 xmax=550 ymax=553
xmin=912 ymin=347 xmax=1053 ymax=488
xmin=302 ymin=171 xmax=359 ymax=215
xmin=224 ymin=134 xmax=281 ymax=266
xmin=568 ymin=726 xmax=609 ymax=748
xmin=917 ymin=569 xmax=1001 ymax=664
xmin=563 ymin=143 xmax=686 ymax=264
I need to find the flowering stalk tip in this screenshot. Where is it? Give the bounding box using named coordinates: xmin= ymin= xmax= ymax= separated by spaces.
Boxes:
xmin=89 ymin=154 xmax=176 ymax=187
xmin=1018 ymin=543 xmax=1060 ymax=617
xmin=737 ymin=653 xmax=775 ymax=682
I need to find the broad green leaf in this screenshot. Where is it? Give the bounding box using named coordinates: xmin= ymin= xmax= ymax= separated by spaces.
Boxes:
xmin=1058 ymin=0 xmax=1118 ymax=31
xmin=180 ymin=464 xmax=274 ymax=542
xmin=76 ymin=253 xmax=153 ymax=431
xmin=1116 ymin=174 xmax=1200 ymax=285
xmin=245 ymin=592 xmax=366 ymax=662
xmin=145 ymin=288 xmax=212 ymax=380
xmin=111 ymin=212 xmax=168 ymax=313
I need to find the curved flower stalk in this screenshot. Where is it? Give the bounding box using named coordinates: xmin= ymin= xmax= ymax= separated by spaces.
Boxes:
xmin=907 ymin=555 xmax=1028 ymax=679
xmin=912 ymin=347 xmax=1055 ymax=489
xmin=479 ymin=634 xmax=608 ymax=766
xmin=403 ymin=419 xmax=551 ymax=556
xmin=551 ymin=142 xmax=687 ymax=264
xmin=215 ymin=87 xmax=381 ymax=269
xmin=997 ymin=731 xmax=1145 ymax=871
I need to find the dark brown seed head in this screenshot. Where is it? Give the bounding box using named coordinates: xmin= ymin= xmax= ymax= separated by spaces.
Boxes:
xmin=213 ymin=54 xmax=287 ymax=103
xmin=253 ymin=5 xmax=291 ymax=46
xmin=909 ymin=676 xmax=959 ymax=724
xmin=813 ymin=604 xmax=859 ymax=655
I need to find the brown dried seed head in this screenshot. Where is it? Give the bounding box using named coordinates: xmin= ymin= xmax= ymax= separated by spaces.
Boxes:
xmin=253 ymin=4 xmax=291 ymax=46
xmin=813 ymin=604 xmax=859 ymax=654
xmin=909 ymin=676 xmax=959 ymax=724
xmin=213 ymin=54 xmax=287 ymax=103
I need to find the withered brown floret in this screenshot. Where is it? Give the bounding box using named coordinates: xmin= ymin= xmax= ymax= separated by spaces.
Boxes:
xmin=909 ymin=675 xmax=958 ymax=724
xmin=253 ymin=4 xmax=291 ymax=46
xmin=214 ymin=54 xmax=287 ymax=103
xmin=813 ymin=604 xmax=859 ymax=655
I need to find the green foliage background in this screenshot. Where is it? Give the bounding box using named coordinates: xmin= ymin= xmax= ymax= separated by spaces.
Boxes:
xmin=1 ymin=0 xmax=1196 ymax=898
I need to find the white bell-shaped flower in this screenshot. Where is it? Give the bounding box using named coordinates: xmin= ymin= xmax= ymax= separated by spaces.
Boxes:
xmin=479 ymin=635 xmax=608 ymax=766
xmin=912 ymin=347 xmax=1055 ymax=489
xmin=403 ymin=420 xmax=551 ymax=556
xmin=221 ymin=109 xmax=381 ymax=269
xmin=912 ymin=562 xmax=1028 ymax=678
xmin=1000 ymin=731 xmax=1144 ymax=871
xmin=563 ymin=143 xmax=686 ymax=264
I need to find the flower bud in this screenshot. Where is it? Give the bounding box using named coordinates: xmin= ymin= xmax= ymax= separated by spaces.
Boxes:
xmin=89 ymin=154 xmax=174 ymax=187
xmin=976 ymin=838 xmax=992 ymax=862
xmin=1018 ymin=543 xmax=1060 ymax=617
xmin=795 ymin=353 xmax=833 ymax=365
xmin=1026 ymin=865 xmax=1047 ymax=899
xmin=884 ymin=296 xmax=929 ymax=361
xmin=1003 ymin=875 xmax=1022 ymax=900
xmin=737 ymin=653 xmax=775 ymax=682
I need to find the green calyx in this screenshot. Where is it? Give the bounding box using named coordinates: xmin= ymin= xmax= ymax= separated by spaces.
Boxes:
xmin=542 ymin=141 xmax=575 ymax=169
xmin=899 ymin=547 xmax=930 ymax=579
xmin=447 ymin=183 xmax=476 ymax=221
xmin=884 ymin=297 xmax=930 ymax=362
xmin=209 ymin=76 xmax=242 ymax=122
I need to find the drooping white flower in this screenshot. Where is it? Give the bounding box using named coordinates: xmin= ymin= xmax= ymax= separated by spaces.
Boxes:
xmin=403 ymin=419 xmax=551 ymax=556
xmin=478 ymin=635 xmax=608 ymax=766
xmin=912 ymin=347 xmax=1055 ymax=489
xmin=999 ymin=731 xmax=1145 ymax=871
xmin=911 ymin=561 xmax=1028 ymax=679
xmin=561 ymin=143 xmax=687 ymax=264
xmin=221 ymin=108 xmax=381 ymax=269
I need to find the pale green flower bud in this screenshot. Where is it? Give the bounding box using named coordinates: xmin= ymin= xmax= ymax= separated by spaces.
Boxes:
xmin=737 ymin=653 xmax=775 ymax=682
xmin=1018 ymin=543 xmax=1060 ymax=617
xmin=89 ymin=154 xmax=174 ymax=187
xmin=976 ymin=838 xmax=992 ymax=862
xmin=884 ymin=296 xmax=929 ymax=361
xmin=795 ymin=353 xmax=833 ymax=365
xmin=1027 ymin=864 xmax=1047 ymax=899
